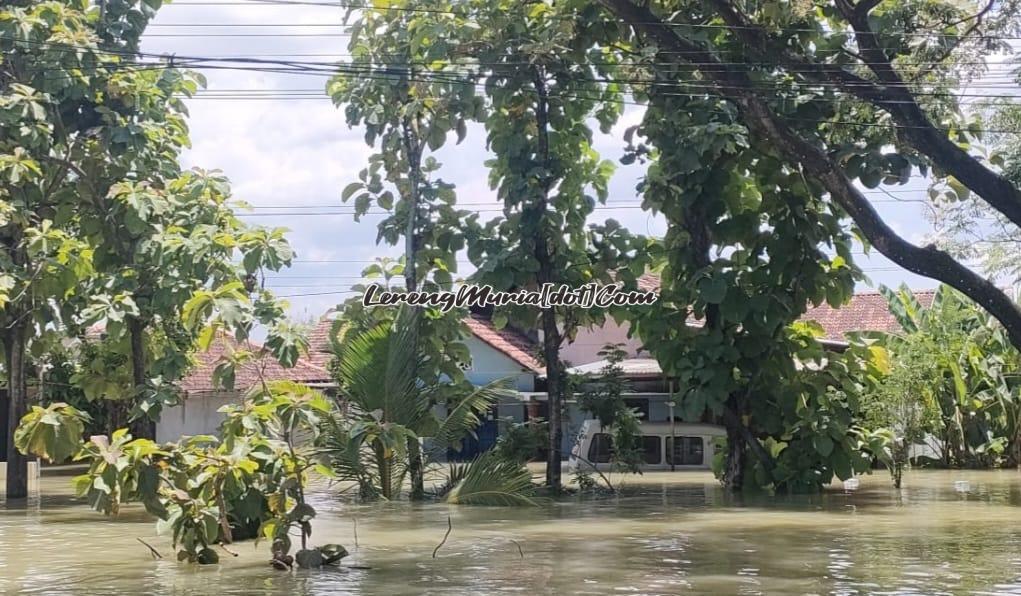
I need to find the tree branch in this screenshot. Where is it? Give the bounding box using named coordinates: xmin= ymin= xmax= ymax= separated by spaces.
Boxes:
xmin=914 ymin=0 xmax=996 ymax=77
xmin=600 ymin=0 xmax=1021 ymax=349
xmin=852 ymin=0 xmax=885 ymax=18
xmin=705 ymin=0 xmax=1021 ymax=230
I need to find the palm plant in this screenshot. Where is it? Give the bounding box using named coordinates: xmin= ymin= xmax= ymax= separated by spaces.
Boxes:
xmin=319 ymin=306 xmax=537 ymax=501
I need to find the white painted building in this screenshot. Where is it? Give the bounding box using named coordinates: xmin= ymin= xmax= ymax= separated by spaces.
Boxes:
xmin=156 ymin=334 xmax=333 ymax=442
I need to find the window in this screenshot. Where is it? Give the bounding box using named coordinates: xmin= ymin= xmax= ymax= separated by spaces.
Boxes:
xmin=640 ymin=435 xmax=662 ymax=464
xmin=588 ymin=433 xmax=613 ymax=463
xmin=666 ymin=436 xmax=705 ymax=465
xmin=589 ymin=433 xmax=663 ymax=465
xmin=623 ymin=398 xmax=650 ymax=420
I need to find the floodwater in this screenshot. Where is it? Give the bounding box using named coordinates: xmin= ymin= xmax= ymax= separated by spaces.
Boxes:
xmin=2 ymin=469 xmax=1021 ymax=595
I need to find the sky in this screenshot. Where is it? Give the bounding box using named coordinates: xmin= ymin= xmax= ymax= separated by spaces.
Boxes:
xmin=140 ymin=0 xmax=947 ymax=323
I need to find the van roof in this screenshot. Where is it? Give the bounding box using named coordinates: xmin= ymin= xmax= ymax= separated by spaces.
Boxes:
xmin=581 ymin=420 xmax=726 ymax=435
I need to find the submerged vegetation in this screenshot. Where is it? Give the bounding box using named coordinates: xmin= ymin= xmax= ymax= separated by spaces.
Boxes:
xmin=574 ymin=344 xmax=645 ymax=482
xmin=3 ymin=0 xmax=1021 ymax=589
xmin=319 ymin=305 xmax=537 ymax=505
xmin=858 ymin=285 xmax=1021 ymax=486
xmin=17 ymin=380 xmax=343 ymax=567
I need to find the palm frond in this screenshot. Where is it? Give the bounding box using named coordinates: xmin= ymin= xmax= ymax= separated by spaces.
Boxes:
xmin=335 ymin=323 xmax=391 ymax=412
xmin=432 ymin=378 xmax=515 ymax=451
xmin=315 ymin=416 xmax=382 ymax=499
xmin=335 ymin=306 xmax=428 ymax=428
xmin=444 ymin=451 xmax=539 ymax=506
xmin=382 ymin=305 xmax=429 ymax=429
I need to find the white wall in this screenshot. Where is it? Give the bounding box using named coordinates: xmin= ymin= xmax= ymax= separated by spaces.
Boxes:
xmin=156 ymin=340 xmax=537 ymax=444
xmin=157 ymin=391 xmax=241 ymax=443
xmin=560 ymin=319 xmax=645 ymax=367
xmin=463 ymin=337 xmax=536 ymax=392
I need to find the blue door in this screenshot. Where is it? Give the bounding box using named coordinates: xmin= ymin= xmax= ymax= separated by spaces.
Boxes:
xmin=448 ymin=415 xmax=499 ymax=461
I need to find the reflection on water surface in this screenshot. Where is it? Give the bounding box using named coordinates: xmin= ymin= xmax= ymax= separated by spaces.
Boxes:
xmin=2 ymin=470 xmax=1020 ymax=594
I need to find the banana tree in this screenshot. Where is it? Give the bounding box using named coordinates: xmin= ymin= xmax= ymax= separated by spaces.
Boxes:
xmin=866 ymin=284 xmax=1021 ymax=468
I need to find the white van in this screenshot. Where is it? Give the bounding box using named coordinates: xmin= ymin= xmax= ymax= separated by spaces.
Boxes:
xmin=569 ymin=420 xmax=726 ymax=472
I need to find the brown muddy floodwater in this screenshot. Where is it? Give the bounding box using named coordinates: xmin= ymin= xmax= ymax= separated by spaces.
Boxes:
xmin=2 ymin=469 xmax=1021 ymax=595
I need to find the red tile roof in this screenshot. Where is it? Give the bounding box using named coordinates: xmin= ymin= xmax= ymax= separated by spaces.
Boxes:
xmin=307 ymin=312 xmax=543 ymax=374
xmin=636 ymin=273 xmax=661 ymax=293
xmin=630 ymin=273 xmax=935 ymax=341
xmin=306 ymin=313 xmax=338 ymax=369
xmin=179 ymin=334 xmax=333 ymax=394
xmin=464 ymin=313 xmax=544 ymax=373
xmin=803 ymin=289 xmax=936 ymax=341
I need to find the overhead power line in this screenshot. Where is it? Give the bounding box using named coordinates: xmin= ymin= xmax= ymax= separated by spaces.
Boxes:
xmin=155 ymin=0 xmax=1021 ymax=42
xmin=8 ymin=41 xmax=1020 ymax=134
xmin=135 ymin=20 xmax=1021 ymax=42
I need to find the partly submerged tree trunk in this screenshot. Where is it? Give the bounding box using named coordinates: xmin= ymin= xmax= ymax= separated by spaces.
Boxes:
xmin=375 ymin=442 xmax=393 ymax=501
xmin=401 ymin=110 xmax=427 ymax=502
xmin=127 ymin=316 xmax=155 ymax=440
xmin=722 ymin=420 xmax=745 ymax=492
xmin=541 ymin=308 xmax=563 ymax=491
xmin=407 ymin=444 xmax=425 ymax=500
xmin=5 ymin=321 xmax=29 ymax=499
xmin=531 ymin=69 xmax=564 ymax=491
xmin=721 ymin=398 xmax=777 ymax=492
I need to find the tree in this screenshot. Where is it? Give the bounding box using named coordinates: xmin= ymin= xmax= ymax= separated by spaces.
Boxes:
xmin=574 ymin=343 xmax=644 ymax=478
xmin=1 ymin=0 xmax=128 ymax=498
xmin=329 ymin=1 xmax=481 ymax=500
xmin=595 ymin=0 xmax=1021 ymax=351
xmin=460 ymin=0 xmax=651 ymax=491
xmin=860 ymin=284 xmax=1021 ymax=472
xmin=546 ymin=6 xmax=874 ymax=489
xmin=79 ymin=169 xmax=294 ymax=440
xmin=1 ymin=0 xmax=297 ymax=497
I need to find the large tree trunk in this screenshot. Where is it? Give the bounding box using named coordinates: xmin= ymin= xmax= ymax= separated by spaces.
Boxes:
xmin=722 ymin=418 xmax=745 ymax=492
xmin=541 ymin=308 xmax=563 ymax=490
xmin=721 ymin=398 xmax=778 ymax=492
xmin=401 ymin=112 xmax=427 ymax=501
xmin=127 ymin=316 xmax=155 ymax=440
xmin=530 ymin=68 xmax=564 ymax=491
xmin=5 ymin=321 xmax=29 ymax=499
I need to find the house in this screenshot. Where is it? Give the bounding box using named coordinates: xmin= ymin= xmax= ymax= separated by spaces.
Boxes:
xmin=803 ymin=288 xmax=936 ymax=342
xmin=306 ymin=311 xmax=544 ymax=458
xmin=155 ymin=286 xmax=927 ymax=453
xmin=451 ymin=286 xmax=931 ymax=458
xmin=156 ymin=334 xmax=334 ymax=442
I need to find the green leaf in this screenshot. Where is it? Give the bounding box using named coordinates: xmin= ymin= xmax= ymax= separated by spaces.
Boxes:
xmin=342 ymin=182 xmax=363 ymax=201
xmin=813 ymin=434 xmax=834 ymax=457
xmin=698 ymin=276 xmax=728 ymax=304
